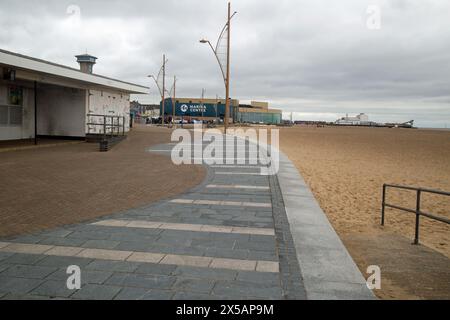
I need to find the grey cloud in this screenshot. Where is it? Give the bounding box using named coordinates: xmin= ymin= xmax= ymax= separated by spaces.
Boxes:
xmin=0 ymin=0 xmax=449 ymax=127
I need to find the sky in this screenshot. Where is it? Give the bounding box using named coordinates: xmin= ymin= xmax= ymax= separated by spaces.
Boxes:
xmin=0 ymin=0 xmax=449 ymax=128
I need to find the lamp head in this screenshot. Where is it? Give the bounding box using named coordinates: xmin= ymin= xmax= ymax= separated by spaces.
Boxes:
xmin=199 ymin=39 xmax=209 ymax=44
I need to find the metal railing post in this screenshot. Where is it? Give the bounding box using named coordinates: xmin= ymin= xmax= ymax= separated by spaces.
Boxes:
xmin=381 ymin=183 xmax=450 ymax=244
xmin=381 ymin=184 xmax=386 ymax=226
xmin=103 ymin=115 xmax=106 ymax=140
xmin=414 ymin=189 xmax=421 ymax=245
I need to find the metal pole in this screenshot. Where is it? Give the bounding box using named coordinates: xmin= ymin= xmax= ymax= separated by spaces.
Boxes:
xmin=381 ymin=184 xmax=386 ymax=225
xmin=162 ymin=54 xmax=166 ymax=126
xmin=172 ymin=76 xmax=176 ymax=126
xmin=215 ymin=94 xmax=218 ymax=124
xmin=103 ymin=115 xmax=106 ymax=140
xmin=34 ymin=81 xmax=38 ymax=145
xmin=224 ymin=2 xmax=231 ymax=133
xmin=201 ymin=88 xmax=205 ymax=129
xmin=414 ymin=189 xmax=421 ymax=245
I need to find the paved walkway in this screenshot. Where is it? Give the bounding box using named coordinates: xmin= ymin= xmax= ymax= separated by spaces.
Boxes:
xmin=0 ymin=135 xmax=373 ymax=299
xmin=0 ymin=126 xmax=204 ymax=238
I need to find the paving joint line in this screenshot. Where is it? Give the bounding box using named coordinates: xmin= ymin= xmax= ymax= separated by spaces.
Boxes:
xmin=91 ymin=219 xmax=275 ymax=236
xmin=0 ymin=242 xmax=279 ymax=273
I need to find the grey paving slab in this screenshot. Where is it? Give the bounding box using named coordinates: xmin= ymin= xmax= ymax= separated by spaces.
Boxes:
xmin=234 ymin=240 xmax=276 ymax=252
xmin=173 ymin=292 xmax=223 ymax=300
xmin=140 ymin=289 xmax=175 ymax=300
xmin=191 ymin=238 xmax=236 ymax=249
xmin=38 ymin=237 xmax=87 ymax=247
xmin=0 ymin=276 xmax=44 ymax=294
xmin=204 ymin=248 xmax=249 ymax=260
xmin=105 ymin=273 xmax=176 ymax=290
xmin=113 ymin=287 xmax=150 ymax=300
xmin=36 ymin=255 xmax=93 ymax=268
xmin=172 ymin=278 xmax=215 ymax=294
xmin=30 ymin=280 xmax=75 ymax=298
xmin=114 ymin=241 xmax=155 ymax=252
xmin=81 ymin=239 xmax=120 ymax=250
xmin=134 ymin=263 xmax=177 ymax=276
xmin=150 ymin=244 xmax=207 ymax=256
xmin=71 ymin=284 xmax=122 ymax=300
xmin=1 ymin=264 xmax=58 ymax=279
xmin=212 ymin=280 xmax=283 ymax=299
xmin=236 ymin=271 xmax=280 ymax=285
xmin=0 ymin=252 xmax=14 ymax=262
xmin=172 ymin=266 xmax=237 ymax=281
xmin=0 ymin=253 xmax=46 ymax=265
xmin=0 ymin=264 xmax=11 ymax=273
xmin=45 ymin=268 xmax=113 ymax=285
xmin=85 ymin=259 xmax=141 ymax=273
xmin=8 ymin=235 xmax=44 ymax=244
xmin=247 ymin=250 xmax=279 ymax=261
xmin=37 ymin=229 xmax=73 ymax=238
xmin=67 ymin=231 xmax=110 ymax=241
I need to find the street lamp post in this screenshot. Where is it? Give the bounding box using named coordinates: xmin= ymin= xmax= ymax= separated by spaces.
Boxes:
xmin=172 ymin=76 xmax=176 ymax=126
xmin=215 ymin=94 xmax=219 ymax=124
xmin=200 ymin=2 xmax=236 ymax=133
xmin=200 ymin=88 xmax=205 ymax=129
xmin=162 ymin=54 xmax=166 ymax=125
xmin=148 ymin=54 xmax=168 ymax=126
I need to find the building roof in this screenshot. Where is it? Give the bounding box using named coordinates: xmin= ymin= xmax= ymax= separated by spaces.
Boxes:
xmin=0 ymin=49 xmax=149 ymax=94
xmin=165 ymin=97 xmax=240 ymax=106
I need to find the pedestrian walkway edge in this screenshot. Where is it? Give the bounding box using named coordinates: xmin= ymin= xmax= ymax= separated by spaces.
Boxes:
xmin=277 ymin=151 xmax=376 ymax=300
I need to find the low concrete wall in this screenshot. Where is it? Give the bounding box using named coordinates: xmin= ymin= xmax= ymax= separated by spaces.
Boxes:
xmin=277 ymin=152 xmax=375 ymax=300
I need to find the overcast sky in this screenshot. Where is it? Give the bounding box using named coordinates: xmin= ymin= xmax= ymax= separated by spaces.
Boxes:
xmin=1 ymin=0 xmax=449 ymax=127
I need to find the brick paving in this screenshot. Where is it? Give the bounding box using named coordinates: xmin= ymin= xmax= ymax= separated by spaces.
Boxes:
xmin=0 ymin=125 xmax=205 ymax=237
xmin=0 ymin=136 xmax=307 ymax=299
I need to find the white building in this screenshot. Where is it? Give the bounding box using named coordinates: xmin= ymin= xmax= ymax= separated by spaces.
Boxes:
xmin=335 ymin=113 xmax=370 ymax=125
xmin=0 ymin=49 xmax=148 ymax=141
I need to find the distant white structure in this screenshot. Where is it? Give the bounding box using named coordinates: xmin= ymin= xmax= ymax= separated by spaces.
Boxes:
xmin=335 ymin=113 xmax=370 ymax=125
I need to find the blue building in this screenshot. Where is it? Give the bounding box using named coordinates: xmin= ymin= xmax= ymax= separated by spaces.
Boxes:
xmin=160 ymin=98 xmax=281 ymax=124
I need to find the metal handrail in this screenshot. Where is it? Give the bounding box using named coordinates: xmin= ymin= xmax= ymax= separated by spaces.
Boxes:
xmin=87 ymin=113 xmax=125 ymax=138
xmin=381 ymin=183 xmax=450 ymax=244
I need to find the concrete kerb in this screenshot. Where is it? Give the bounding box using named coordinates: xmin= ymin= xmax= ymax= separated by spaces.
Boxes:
xmin=277 ymin=152 xmax=376 ymax=300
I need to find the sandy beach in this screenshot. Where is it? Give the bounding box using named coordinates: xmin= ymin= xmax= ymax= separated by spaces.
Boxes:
xmin=278 ymin=125 xmax=450 ymax=299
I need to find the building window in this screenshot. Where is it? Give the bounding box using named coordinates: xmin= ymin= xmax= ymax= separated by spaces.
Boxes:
xmin=0 ymin=105 xmax=22 ymax=126
xmin=0 ymin=86 xmax=23 ymax=126
xmin=8 ymin=86 xmax=23 ymax=106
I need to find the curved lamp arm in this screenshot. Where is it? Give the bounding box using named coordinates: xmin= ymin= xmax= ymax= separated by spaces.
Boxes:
xmin=148 ymin=75 xmax=164 ymax=97
xmin=205 ymin=40 xmax=227 ymax=86
xmin=200 ymin=11 xmax=236 ymax=88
